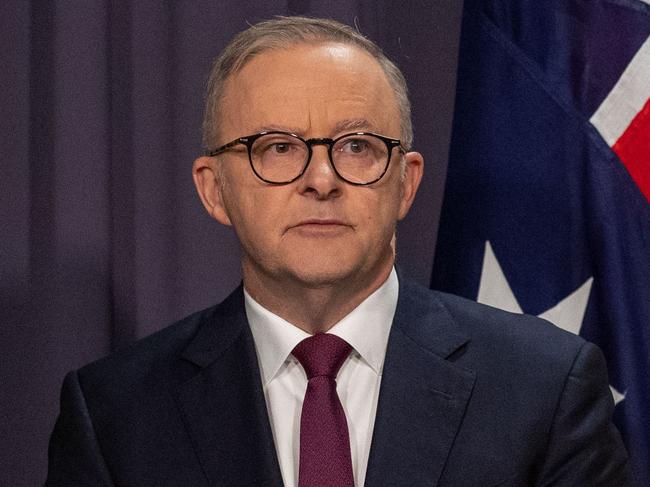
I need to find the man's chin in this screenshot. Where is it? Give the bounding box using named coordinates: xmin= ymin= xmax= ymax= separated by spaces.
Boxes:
xmin=285 ymin=267 xmax=355 ymax=289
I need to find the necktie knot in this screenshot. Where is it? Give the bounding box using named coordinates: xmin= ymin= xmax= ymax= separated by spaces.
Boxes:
xmin=292 ymin=333 xmax=352 ymax=380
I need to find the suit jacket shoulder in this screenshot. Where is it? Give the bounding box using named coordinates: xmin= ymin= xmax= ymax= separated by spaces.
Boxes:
xmin=75 ymin=291 xmax=236 ymax=393
xmin=46 ymin=285 xmax=284 ymax=487
xmin=363 ymin=279 xmax=629 ymax=487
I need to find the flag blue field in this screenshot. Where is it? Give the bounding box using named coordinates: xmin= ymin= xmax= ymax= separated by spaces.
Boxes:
xmin=431 ymin=0 xmax=650 ymax=483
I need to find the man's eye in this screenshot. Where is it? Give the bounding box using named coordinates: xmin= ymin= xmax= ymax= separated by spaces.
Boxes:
xmin=342 ymin=139 xmax=369 ymax=153
xmin=273 ymin=143 xmax=291 ymax=153
xmin=256 ymin=139 xmax=298 ymax=156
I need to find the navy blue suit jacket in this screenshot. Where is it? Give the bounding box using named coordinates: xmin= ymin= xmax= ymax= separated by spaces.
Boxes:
xmin=46 ymin=280 xmax=629 ymax=486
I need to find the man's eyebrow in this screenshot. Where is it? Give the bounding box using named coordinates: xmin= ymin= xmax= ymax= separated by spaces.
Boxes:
xmin=333 ymin=119 xmax=377 ymax=134
xmin=249 ymin=119 xmax=378 ymax=136
xmin=254 ymin=125 xmax=304 ymax=134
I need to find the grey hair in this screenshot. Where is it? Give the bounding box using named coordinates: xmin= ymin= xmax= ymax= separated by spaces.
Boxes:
xmin=202 ymin=16 xmax=413 ymax=151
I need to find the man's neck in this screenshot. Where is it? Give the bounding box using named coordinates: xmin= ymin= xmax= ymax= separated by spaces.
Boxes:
xmin=241 ymin=258 xmax=394 ymax=334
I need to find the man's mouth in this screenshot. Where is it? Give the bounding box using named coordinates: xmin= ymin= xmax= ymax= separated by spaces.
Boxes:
xmin=287 ymin=219 xmax=352 ymax=235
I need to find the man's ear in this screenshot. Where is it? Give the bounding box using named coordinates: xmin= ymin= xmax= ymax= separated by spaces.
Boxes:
xmin=397 ymin=151 xmax=424 ymax=220
xmin=192 ymin=156 xmax=232 ymax=226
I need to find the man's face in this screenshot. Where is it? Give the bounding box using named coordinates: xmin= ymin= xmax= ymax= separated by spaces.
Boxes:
xmin=194 ymin=43 xmax=422 ymax=289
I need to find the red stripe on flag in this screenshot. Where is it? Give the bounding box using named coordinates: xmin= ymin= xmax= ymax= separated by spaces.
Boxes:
xmin=613 ymin=98 xmax=650 ymax=203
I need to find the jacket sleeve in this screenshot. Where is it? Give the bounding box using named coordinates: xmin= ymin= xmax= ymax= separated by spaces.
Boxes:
xmin=44 ymin=370 xmax=115 ymax=486
xmin=536 ymin=341 xmax=630 ymax=486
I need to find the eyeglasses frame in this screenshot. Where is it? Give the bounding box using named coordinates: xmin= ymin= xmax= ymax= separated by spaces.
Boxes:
xmin=205 ymin=130 xmax=405 ymax=186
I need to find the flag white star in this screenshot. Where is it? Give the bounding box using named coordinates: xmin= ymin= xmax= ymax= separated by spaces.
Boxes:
xmin=477 ymin=241 xmax=626 ymax=405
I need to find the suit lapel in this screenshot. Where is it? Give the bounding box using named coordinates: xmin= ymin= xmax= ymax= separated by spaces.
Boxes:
xmin=175 ymin=287 xmax=284 ymax=486
xmin=365 ymin=281 xmax=476 ymax=487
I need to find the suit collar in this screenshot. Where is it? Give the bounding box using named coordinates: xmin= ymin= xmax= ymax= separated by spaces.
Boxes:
xmin=176 ymin=285 xmax=284 ymax=486
xmin=391 ymin=278 xmax=470 ymax=359
xmin=365 ymin=279 xmax=476 ymax=487
xmin=180 ymin=284 xmax=248 ymax=368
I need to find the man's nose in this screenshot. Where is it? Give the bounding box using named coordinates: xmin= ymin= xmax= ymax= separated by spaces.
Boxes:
xmin=297 ymin=145 xmax=342 ymax=199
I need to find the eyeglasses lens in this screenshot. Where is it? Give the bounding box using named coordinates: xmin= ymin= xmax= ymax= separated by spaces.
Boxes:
xmin=251 ymin=134 xmax=307 ymax=183
xmin=332 ymin=135 xmax=388 ymax=184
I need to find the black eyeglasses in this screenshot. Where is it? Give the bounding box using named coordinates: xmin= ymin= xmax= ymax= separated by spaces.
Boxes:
xmin=205 ymin=131 xmax=404 ymax=185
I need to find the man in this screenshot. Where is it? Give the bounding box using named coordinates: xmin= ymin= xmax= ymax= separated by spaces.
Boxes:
xmin=46 ymin=16 xmax=629 ymax=486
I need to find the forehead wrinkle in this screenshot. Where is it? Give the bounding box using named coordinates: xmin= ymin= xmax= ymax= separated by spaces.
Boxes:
xmin=307 ymin=104 xmax=313 ymax=137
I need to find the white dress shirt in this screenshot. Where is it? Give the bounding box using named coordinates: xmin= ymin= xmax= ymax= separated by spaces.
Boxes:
xmin=245 ymin=268 xmax=398 ymax=487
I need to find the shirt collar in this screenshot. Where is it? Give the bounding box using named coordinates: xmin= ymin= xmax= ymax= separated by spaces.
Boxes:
xmin=245 ymin=268 xmax=398 ymax=385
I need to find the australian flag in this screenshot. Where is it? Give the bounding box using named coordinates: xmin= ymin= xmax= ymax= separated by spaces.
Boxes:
xmin=431 ymin=0 xmax=650 ymax=483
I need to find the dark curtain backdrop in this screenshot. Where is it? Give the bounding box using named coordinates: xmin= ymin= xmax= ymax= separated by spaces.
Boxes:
xmin=0 ymin=1 xmax=462 ymax=484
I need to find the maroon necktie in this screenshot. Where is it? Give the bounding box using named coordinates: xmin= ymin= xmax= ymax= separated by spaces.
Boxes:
xmin=292 ymin=333 xmax=355 ymax=487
